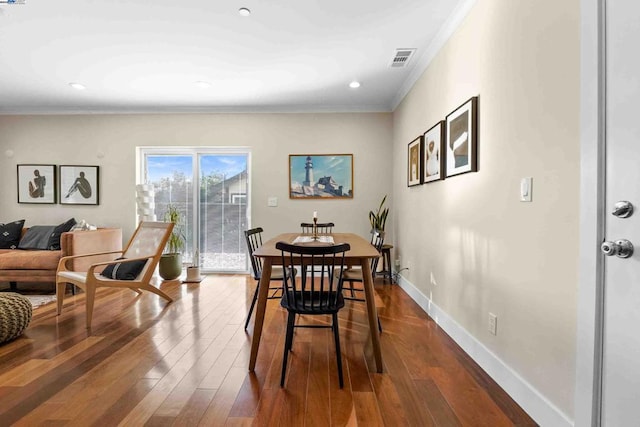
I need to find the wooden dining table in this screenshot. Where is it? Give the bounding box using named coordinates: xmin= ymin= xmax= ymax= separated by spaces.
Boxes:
xmin=249 ymin=232 xmax=384 ymax=373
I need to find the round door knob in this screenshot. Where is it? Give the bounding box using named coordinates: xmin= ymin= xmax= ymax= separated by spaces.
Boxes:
xmin=601 ymin=241 xmax=618 ymax=256
xmin=601 ymin=239 xmax=634 ymax=258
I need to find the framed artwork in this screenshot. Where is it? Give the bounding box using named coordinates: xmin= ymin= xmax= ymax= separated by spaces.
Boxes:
xmin=446 ymin=96 xmax=478 ymax=177
xmin=289 ymin=154 xmax=353 ymax=199
xmin=17 ymin=164 xmax=56 ymax=204
xmin=59 ymin=165 xmax=100 ymax=205
xmin=407 ymin=135 xmax=423 ymax=187
xmin=423 ymin=121 xmax=445 ymax=183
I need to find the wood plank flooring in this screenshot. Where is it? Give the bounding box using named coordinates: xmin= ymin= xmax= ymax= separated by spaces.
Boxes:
xmin=0 ymin=276 xmax=537 ymax=426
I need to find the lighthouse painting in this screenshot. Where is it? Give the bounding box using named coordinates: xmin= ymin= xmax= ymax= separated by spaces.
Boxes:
xmin=289 ymin=154 xmax=353 ymax=199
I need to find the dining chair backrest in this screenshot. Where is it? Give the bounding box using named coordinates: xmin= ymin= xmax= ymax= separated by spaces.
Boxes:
xmin=300 ymin=222 xmax=335 ymax=235
xmin=245 ymin=227 xmax=264 ymax=280
xmin=276 ymin=242 xmax=350 ymax=314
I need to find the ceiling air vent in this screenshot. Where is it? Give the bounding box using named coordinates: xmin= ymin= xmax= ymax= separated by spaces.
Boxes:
xmin=390 ymin=48 xmax=416 ymax=68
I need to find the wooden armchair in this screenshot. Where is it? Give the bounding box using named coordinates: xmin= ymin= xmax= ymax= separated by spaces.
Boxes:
xmin=56 ymin=221 xmax=174 ymax=328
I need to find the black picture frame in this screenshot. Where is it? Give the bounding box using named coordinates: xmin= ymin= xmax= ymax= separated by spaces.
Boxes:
xmin=445 ymin=96 xmax=478 ymax=177
xmin=407 ymin=135 xmax=423 ymax=187
xmin=17 ymin=164 xmax=57 ymax=204
xmin=59 ymin=165 xmax=100 ymax=205
xmin=423 ymin=121 xmax=446 ymax=183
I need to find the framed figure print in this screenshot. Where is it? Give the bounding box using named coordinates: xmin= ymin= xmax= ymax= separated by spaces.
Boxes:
xmin=423 ymin=121 xmax=445 ymax=183
xmin=289 ymin=154 xmax=353 ymax=199
xmin=446 ymin=96 xmax=478 ymax=177
xmin=407 ymin=135 xmax=423 ymax=187
xmin=17 ymin=164 xmax=56 ymax=204
xmin=59 ymin=165 xmax=100 ymax=205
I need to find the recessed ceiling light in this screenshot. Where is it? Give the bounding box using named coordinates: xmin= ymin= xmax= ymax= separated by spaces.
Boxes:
xmin=195 ymin=81 xmax=212 ymax=89
xmin=349 ymin=81 xmax=361 ymax=89
xmin=238 ymin=7 xmax=251 ymax=16
xmin=68 ymin=82 xmax=86 ymax=90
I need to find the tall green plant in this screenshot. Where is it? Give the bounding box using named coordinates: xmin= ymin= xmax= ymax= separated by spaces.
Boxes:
xmin=369 ymin=195 xmax=389 ymax=231
xmin=164 ymin=204 xmax=185 ymax=254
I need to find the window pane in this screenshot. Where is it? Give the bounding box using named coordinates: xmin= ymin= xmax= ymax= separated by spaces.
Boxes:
xmin=199 ymin=154 xmax=248 ymax=271
xmin=146 ymin=155 xmax=194 ymax=264
xmin=142 ymin=150 xmax=250 ymax=273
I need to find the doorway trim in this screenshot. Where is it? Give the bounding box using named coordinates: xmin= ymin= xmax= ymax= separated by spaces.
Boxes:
xmin=576 ymin=0 xmax=606 ymax=425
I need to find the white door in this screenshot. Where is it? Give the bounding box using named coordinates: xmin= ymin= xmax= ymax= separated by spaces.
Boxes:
xmin=601 ymin=0 xmax=640 ymax=424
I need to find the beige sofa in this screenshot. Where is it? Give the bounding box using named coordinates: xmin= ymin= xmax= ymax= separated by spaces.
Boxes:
xmin=0 ymin=228 xmax=122 ymax=291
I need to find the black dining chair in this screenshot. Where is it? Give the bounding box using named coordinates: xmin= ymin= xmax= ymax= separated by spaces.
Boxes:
xmin=300 ymin=222 xmax=335 ymax=234
xmin=276 ymin=241 xmax=351 ymax=388
xmin=341 ymin=229 xmax=385 ymax=332
xmin=244 ymin=227 xmax=293 ymax=330
xmin=299 ymin=222 xmax=336 ymax=276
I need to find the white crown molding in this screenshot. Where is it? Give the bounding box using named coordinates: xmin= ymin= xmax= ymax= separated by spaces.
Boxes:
xmin=391 ymin=0 xmax=478 ymax=111
xmin=0 ymin=104 xmax=392 ymax=116
xmin=396 ymin=273 xmax=574 ymax=427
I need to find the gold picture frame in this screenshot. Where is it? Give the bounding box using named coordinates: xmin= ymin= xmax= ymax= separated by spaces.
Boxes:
xmin=289 ymin=154 xmax=353 ymax=199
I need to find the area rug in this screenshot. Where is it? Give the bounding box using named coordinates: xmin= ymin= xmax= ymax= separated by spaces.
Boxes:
xmin=25 ymin=295 xmax=57 ymax=309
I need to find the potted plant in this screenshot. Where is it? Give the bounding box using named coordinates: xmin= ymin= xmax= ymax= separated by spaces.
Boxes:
xmin=369 ymin=195 xmax=389 ymax=232
xmin=159 ymin=204 xmax=185 ymax=280
xmin=369 ymin=195 xmax=390 ymax=276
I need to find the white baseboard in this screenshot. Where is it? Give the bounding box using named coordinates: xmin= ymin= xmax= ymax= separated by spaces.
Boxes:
xmin=396 ymin=274 xmax=574 ymax=427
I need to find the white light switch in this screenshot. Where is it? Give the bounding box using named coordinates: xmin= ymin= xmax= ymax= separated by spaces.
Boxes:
xmin=520 ymin=177 xmax=533 ymax=202
xmin=267 ymin=197 xmax=278 ymax=207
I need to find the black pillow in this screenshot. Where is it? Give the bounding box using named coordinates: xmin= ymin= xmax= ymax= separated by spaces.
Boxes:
xmin=18 ymin=225 xmax=56 ymax=250
xmin=47 ymin=218 xmax=77 ymax=250
xmin=0 ymin=220 xmax=26 ymax=249
xmin=101 ymin=257 xmax=147 ymax=280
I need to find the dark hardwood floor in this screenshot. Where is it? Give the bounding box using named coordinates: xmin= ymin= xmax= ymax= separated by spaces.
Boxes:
xmin=0 ymin=276 xmax=537 ymax=426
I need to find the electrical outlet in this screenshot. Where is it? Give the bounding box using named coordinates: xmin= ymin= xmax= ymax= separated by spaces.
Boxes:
xmin=267 ymin=197 xmax=278 ymax=207
xmin=488 ymin=313 xmax=498 ymax=335
xmin=394 ymin=257 xmax=401 ymax=268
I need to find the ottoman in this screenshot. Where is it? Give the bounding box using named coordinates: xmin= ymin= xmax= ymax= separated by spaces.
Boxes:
xmin=0 ymin=292 xmax=32 ymax=344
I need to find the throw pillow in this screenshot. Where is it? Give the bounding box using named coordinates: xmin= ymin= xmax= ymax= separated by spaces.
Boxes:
xmin=101 ymin=257 xmax=147 ymax=280
xmin=0 ymin=220 xmax=26 ymax=249
xmin=47 ymin=218 xmax=77 ymax=250
xmin=18 ymin=225 xmax=56 ymax=250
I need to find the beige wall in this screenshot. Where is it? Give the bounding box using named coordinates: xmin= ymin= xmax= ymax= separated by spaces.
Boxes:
xmin=0 ymin=113 xmax=392 ymax=241
xmin=392 ymin=0 xmax=579 ymax=418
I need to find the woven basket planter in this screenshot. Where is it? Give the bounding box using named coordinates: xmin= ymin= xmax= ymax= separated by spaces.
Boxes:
xmin=0 ymin=292 xmax=32 ymax=344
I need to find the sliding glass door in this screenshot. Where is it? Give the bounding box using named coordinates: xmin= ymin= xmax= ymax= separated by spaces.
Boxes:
xmin=198 ymin=154 xmax=248 ymax=270
xmin=139 ymin=148 xmax=250 ymax=272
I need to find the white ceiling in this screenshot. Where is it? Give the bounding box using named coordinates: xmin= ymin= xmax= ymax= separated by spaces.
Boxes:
xmin=0 ymin=0 xmax=473 ymax=114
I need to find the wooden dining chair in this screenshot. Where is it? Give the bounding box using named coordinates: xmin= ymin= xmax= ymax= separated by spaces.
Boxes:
xmin=276 ymin=241 xmax=351 ymax=388
xmin=56 ymin=221 xmax=174 ymax=329
xmin=300 ymin=222 xmax=335 ymax=234
xmin=244 ymin=227 xmax=294 ymax=330
xmin=341 ymin=229 xmax=384 ymax=332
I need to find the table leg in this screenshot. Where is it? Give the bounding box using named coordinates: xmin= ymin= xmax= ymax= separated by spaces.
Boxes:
xmin=361 ymin=259 xmax=383 ymax=373
xmin=249 ymin=258 xmax=272 ymax=371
